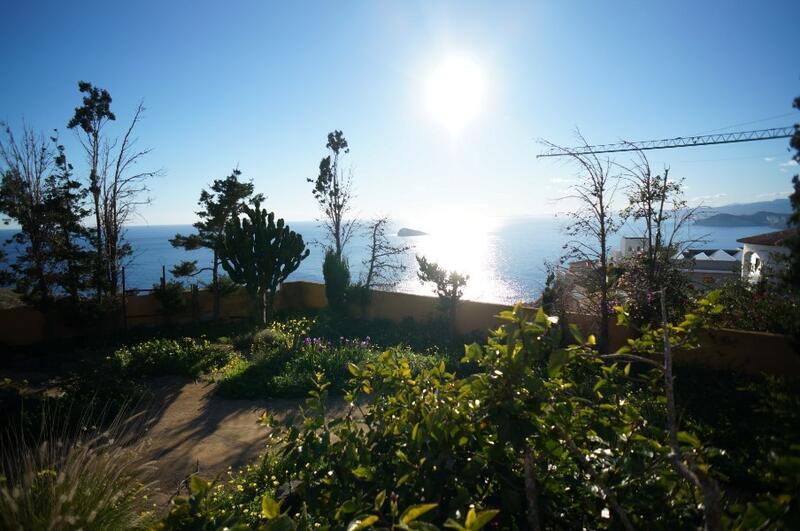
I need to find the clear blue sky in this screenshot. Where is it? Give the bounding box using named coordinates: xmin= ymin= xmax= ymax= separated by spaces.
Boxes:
xmin=2 ymin=0 xmax=797 ymax=226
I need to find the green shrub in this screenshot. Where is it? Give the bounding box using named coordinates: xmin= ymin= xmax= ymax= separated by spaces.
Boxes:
xmin=151 ymin=281 xmax=187 ymax=322
xmin=251 ymin=327 xmax=291 ymax=355
xmin=162 ymin=302 xmax=800 ymax=529
xmin=0 ymin=407 xmax=155 ymax=530
xmin=215 ymin=337 xmax=443 ymax=399
xmin=113 ymin=337 xmax=232 ymax=378
xmin=714 ymin=276 xmax=800 ymax=335
xmin=323 ymin=249 xmax=350 ymax=312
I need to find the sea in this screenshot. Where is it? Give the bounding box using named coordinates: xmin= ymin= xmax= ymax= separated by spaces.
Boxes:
xmin=0 ymin=219 xmax=775 ymax=304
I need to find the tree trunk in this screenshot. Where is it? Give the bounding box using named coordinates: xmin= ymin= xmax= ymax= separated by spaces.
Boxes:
xmin=660 ymin=291 xmax=723 ymax=531
xmin=259 ymin=290 xmax=268 ymax=326
xmin=523 ymin=445 xmax=541 ymax=531
xmin=265 ymin=289 xmax=276 ymax=325
xmin=212 ymin=250 xmax=220 ymax=321
xmin=91 ymin=185 xmax=103 ymax=301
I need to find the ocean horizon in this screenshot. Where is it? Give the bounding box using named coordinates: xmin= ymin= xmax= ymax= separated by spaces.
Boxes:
xmin=0 ymin=219 xmax=777 ymax=304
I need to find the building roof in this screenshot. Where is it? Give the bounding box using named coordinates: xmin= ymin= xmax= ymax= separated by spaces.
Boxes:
xmin=736 ymin=228 xmax=796 ymax=246
xmin=674 ymin=249 xmax=740 ymax=261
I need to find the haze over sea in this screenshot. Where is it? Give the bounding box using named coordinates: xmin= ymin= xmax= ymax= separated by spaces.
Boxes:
xmin=1 ymin=219 xmax=769 ymax=305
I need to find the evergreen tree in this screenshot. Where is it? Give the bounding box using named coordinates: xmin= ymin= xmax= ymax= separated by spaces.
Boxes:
xmin=171 ymin=168 xmax=263 ymax=319
xmin=787 ymin=96 xmax=800 ymax=289
xmin=0 ymin=124 xmax=90 ymax=307
xmin=67 ymin=81 xmax=115 ymax=299
xmin=47 ymin=135 xmax=93 ymax=305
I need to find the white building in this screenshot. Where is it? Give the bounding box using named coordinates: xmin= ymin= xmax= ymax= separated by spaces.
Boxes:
xmin=615 ymin=236 xmax=741 ymax=288
xmin=737 ymin=229 xmax=794 ymax=282
xmin=616 ymin=237 xmax=647 ymax=258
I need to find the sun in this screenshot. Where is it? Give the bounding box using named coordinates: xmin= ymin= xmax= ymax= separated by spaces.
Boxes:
xmin=425 ymin=54 xmax=485 ymax=134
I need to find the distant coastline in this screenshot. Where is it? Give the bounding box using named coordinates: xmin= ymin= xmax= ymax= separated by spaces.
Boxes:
xmin=695 ymin=211 xmax=789 ymax=228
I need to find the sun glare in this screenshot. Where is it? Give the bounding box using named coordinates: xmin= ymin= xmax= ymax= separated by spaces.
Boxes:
xmin=426 ymin=54 xmax=485 ymax=134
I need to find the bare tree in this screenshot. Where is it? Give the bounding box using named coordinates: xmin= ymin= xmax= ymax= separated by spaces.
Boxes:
xmin=361 ymin=217 xmax=410 ymax=291
xmin=97 ymin=102 xmax=161 ymax=297
xmin=616 ymin=148 xmax=705 ymax=324
xmin=619 ymin=148 xmax=703 ymax=268
xmin=69 ymin=82 xmax=159 ymax=300
xmin=540 ymin=132 xmax=621 ymax=353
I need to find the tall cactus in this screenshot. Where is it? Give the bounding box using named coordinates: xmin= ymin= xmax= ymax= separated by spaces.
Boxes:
xmin=218 ymin=200 xmax=309 ymax=324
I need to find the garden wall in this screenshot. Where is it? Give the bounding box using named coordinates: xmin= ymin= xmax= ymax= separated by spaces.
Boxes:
xmin=0 ymin=281 xmax=796 ymax=378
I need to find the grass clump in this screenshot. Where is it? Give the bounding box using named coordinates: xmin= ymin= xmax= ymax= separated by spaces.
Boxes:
xmin=0 ymin=407 xmax=155 ymax=530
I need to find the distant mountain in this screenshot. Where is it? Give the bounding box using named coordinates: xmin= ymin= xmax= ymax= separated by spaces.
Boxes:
xmin=702 ymin=198 xmax=791 ymax=216
xmin=695 ymin=211 xmax=790 ymax=228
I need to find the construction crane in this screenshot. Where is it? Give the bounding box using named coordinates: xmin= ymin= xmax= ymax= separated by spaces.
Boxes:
xmin=537 ymin=126 xmax=794 ymax=158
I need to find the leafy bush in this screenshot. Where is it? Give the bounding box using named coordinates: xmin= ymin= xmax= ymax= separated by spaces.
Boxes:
xmin=161 ymin=300 xmax=800 ymax=529
xmin=614 ymin=251 xmax=696 ymax=326
xmin=0 ymin=406 xmax=155 ymax=530
xmin=176 ymin=307 xmax=702 ymax=529
xmin=251 ymin=327 xmax=291 ymax=355
xmin=216 ymin=335 xmax=443 ymax=399
xmin=114 ymin=337 xmax=233 ymax=378
xmin=151 ymin=280 xmax=187 ymax=322
xmin=714 ymin=276 xmax=800 ymax=335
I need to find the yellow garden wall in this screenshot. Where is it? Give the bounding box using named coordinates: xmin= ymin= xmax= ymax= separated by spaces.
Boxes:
xmin=0 ymin=281 xmax=796 ymax=379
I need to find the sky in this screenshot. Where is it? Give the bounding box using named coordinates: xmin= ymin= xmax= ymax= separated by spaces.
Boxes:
xmin=1 ymin=0 xmax=798 ymax=227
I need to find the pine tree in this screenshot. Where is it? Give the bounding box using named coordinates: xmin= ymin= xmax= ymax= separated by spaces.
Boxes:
xmin=171 ymin=168 xmax=263 ymax=319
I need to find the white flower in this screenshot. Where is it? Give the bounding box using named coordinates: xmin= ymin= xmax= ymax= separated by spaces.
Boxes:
xmin=601 ymin=508 xmax=610 ymax=519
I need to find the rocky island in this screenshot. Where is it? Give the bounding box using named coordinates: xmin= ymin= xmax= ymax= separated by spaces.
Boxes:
xmin=397 ymin=227 xmax=427 ymax=237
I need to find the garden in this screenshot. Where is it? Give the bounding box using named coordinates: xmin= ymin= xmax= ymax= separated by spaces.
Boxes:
xmin=1 ymin=295 xmax=799 ymax=530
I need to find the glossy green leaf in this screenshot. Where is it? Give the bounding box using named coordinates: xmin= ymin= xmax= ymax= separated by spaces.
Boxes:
xmin=261 ymin=494 xmax=281 ymax=519
xmin=400 ymin=503 xmax=438 ymax=524
xmin=347 ymin=514 xmax=379 ymax=531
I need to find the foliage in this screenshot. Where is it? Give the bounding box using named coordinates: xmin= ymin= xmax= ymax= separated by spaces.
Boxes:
xmin=152 ymin=280 xmax=188 ymax=323
xmin=216 ymin=328 xmax=442 ymax=399
xmin=673 ymin=369 xmax=800 ymax=529
xmin=308 ymin=130 xmax=357 ymax=260
xmin=170 ymin=168 xmax=262 ymax=319
xmin=323 ymin=249 xmax=351 ymax=312
xmin=712 ymin=275 xmax=800 ymax=335
xmin=616 ymin=154 xmax=700 ymax=327
xmin=157 ymin=472 xmax=497 ymax=531
xmin=786 ymin=95 xmax=800 ymax=290
xmin=219 ymin=200 xmax=309 ymax=325
xmin=614 ymin=250 xmax=696 ymax=326
xmin=304 ymin=312 xmax=477 ymax=363
xmin=187 ymin=304 xmax=739 ymax=529
xmin=0 ymin=406 xmax=155 ymax=530
xmin=0 ymin=123 xmax=92 ymax=307
xmin=113 ymin=337 xmax=233 ymax=378
xmin=415 ymin=255 xmax=467 ymax=330
xmin=252 ymin=327 xmax=292 ymax=354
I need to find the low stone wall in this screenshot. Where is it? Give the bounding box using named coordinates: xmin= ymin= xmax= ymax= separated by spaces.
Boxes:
xmin=0 ymin=281 xmax=796 ymax=378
